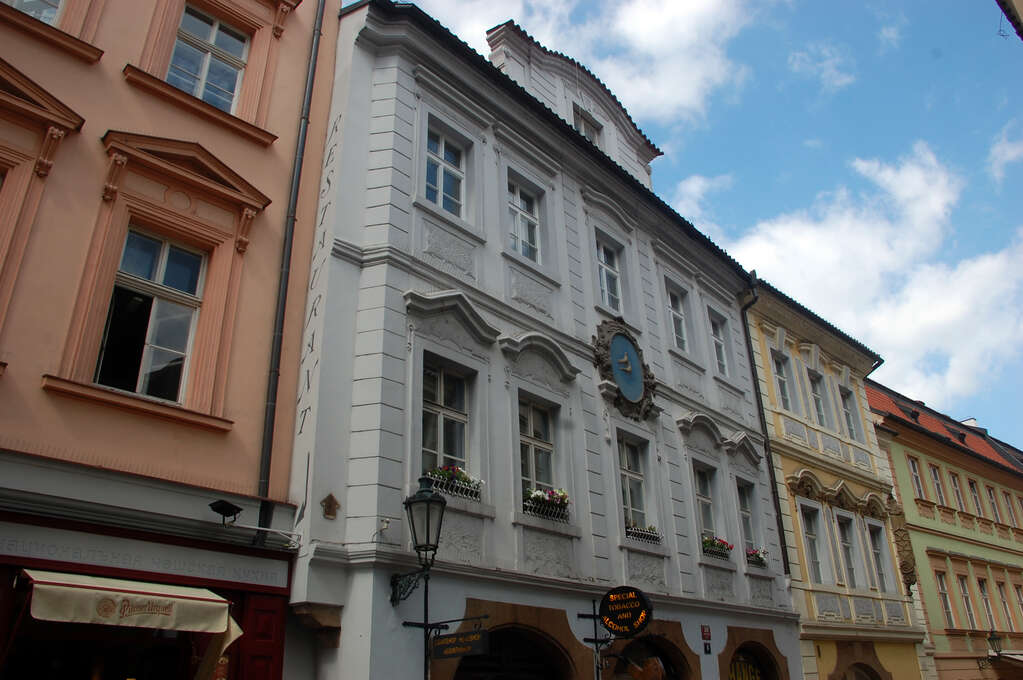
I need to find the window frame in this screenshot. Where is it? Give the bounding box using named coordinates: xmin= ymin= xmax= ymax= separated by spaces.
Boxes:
xmin=978 ymin=577 xmax=997 ymax=630
xmin=865 ymin=519 xmax=893 ymax=593
xmin=736 ymin=479 xmax=757 ymax=553
xmin=707 ymin=307 xmax=731 ymax=377
xmin=799 ymin=501 xmax=831 ymax=585
xmin=425 ymin=128 xmax=465 ymax=219
xmin=929 ymin=465 xmax=947 ymax=507
xmin=617 ymin=432 xmax=648 ymax=531
xmin=935 ymin=571 xmax=955 ymax=628
xmin=5 ymin=0 xmax=63 ymax=25
xmin=958 ymin=574 xmax=979 ymax=629
xmin=518 ymin=396 xmax=556 ymax=501
xmin=665 ymin=283 xmax=690 ymax=353
xmin=808 ymin=370 xmax=830 ymax=427
xmin=772 ymin=352 xmax=792 ymax=412
xmin=167 ymin=4 xmax=250 ymax=115
xmin=572 ymin=104 xmax=603 ymax=147
xmin=693 ymin=464 xmax=716 ymax=539
xmin=998 ymin=582 xmax=1016 ymax=632
xmin=595 ymin=234 xmax=623 ymax=314
xmin=986 ymin=486 xmax=1004 ymax=524
xmin=968 ymin=479 xmax=985 ymax=517
xmin=949 ymin=473 xmax=966 ymax=511
xmin=908 ymin=457 xmax=926 ymax=500
xmin=506 ymin=177 xmax=542 ymax=264
xmin=421 ymin=359 xmax=470 ymax=474
xmin=834 ymin=511 xmax=861 ymax=588
xmin=1004 ymin=491 xmax=1019 ymax=528
xmin=840 ymin=387 xmax=860 ymax=441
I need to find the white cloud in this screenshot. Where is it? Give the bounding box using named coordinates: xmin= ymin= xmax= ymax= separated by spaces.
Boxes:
xmin=788 ymin=42 xmax=856 ymax=92
xmin=727 ymin=143 xmax=1023 ymax=409
xmin=878 ymin=25 xmax=901 ymax=51
xmin=988 ymin=120 xmax=1023 ymax=185
xmin=672 ymin=174 xmax=733 ymax=241
xmin=414 ymin=0 xmax=753 ymax=124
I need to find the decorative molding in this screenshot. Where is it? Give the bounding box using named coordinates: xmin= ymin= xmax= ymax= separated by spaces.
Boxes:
xmin=412 ymin=64 xmax=495 ymax=129
xmin=822 ymin=480 xmax=860 ymax=512
xmin=498 ymin=332 xmax=579 ymax=383
xmin=786 ymin=468 xmax=824 ymax=501
xmin=236 ymin=207 xmax=257 ymax=253
xmin=272 ymin=2 xmax=292 ymax=38
xmin=404 ymin=290 xmax=500 ymax=345
xmin=0 ymin=56 xmax=85 ymax=132
xmin=591 ymin=318 xmax=657 ymax=421
xmin=0 ymin=5 xmax=103 ymax=62
xmin=101 ymin=152 xmax=128 ymax=201
xmin=887 ymin=497 xmax=917 ymax=593
xmin=580 ymin=186 xmax=637 ymax=233
xmin=122 ymin=65 xmax=278 ymax=147
xmin=33 ymin=126 xmax=65 ymax=177
xmin=723 ymin=431 xmax=762 ymax=466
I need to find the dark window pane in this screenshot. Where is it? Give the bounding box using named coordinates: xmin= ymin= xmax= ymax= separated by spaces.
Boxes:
xmin=120 ymin=232 xmax=162 ymax=280
xmin=163 ymin=247 xmax=202 ymax=294
xmin=169 ymin=40 xmax=205 ymax=79
xmin=180 ymin=7 xmax=213 ymax=40
xmin=214 ymin=25 xmax=247 ymax=59
xmin=206 ymin=58 xmax=240 ymax=95
xmin=95 ymin=286 xmax=152 ymax=392
xmin=142 ymin=347 xmax=184 ymax=401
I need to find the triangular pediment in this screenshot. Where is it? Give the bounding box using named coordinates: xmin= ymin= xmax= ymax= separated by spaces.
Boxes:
xmin=0 ymin=57 xmax=83 ymax=132
xmin=102 ymin=131 xmax=269 ymax=210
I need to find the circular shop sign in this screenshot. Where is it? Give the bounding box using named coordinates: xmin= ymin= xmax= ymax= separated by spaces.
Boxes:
xmin=598 ymin=585 xmax=652 ymax=638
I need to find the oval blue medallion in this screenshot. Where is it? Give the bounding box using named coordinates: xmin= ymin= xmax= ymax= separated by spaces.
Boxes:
xmin=609 ymin=333 xmax=644 ymax=403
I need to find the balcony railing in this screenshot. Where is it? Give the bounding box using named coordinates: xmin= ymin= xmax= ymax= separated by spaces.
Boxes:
xmin=522 ymin=499 xmax=569 ymax=523
xmin=425 ymin=471 xmax=481 ymax=501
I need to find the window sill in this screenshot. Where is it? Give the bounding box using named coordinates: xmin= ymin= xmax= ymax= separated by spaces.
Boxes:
xmin=413 ymin=197 xmax=485 ymax=245
xmin=123 ymin=65 xmax=277 ymax=147
xmin=40 ymin=374 xmax=233 ymax=432
xmin=712 ymin=373 xmax=745 ymax=397
xmin=437 ymin=493 xmax=495 ymax=519
xmin=513 ymin=512 xmax=581 ymax=538
xmin=501 ymin=250 xmax=561 ymax=288
xmin=745 ymin=562 xmax=775 ymax=577
xmin=0 ymin=5 xmax=103 ymax=62
xmin=698 ymin=556 xmax=737 ymax=572
xmin=667 ymin=347 xmax=704 ymax=373
xmin=618 ymin=539 xmax=669 ymax=558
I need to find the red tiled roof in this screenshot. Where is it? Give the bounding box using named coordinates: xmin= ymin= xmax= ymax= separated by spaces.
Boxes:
xmin=866 ymin=381 xmax=1016 ymax=470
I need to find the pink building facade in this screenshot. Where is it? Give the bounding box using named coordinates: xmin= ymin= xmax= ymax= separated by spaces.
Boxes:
xmin=0 ymin=1 xmax=334 ymax=677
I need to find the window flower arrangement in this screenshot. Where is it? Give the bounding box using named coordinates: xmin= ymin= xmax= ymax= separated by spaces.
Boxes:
xmin=702 ymin=535 xmax=733 ymax=558
xmin=523 ymin=488 xmax=570 ymax=522
xmin=425 ymin=465 xmax=483 ymax=501
xmin=625 ymin=522 xmax=662 ymax=544
xmin=745 ymin=547 xmax=768 ymax=567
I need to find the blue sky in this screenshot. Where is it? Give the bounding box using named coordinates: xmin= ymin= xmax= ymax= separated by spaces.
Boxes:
xmin=409 ymin=0 xmax=1023 ymax=447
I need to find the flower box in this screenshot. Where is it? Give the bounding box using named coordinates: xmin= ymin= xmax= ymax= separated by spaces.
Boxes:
xmin=625 ymin=525 xmax=662 ymax=544
xmin=745 ymin=548 xmax=768 ymax=568
xmin=701 ymin=536 xmax=733 ymax=559
xmin=425 ymin=467 xmax=482 ymax=501
xmin=522 ymin=499 xmax=570 ymax=523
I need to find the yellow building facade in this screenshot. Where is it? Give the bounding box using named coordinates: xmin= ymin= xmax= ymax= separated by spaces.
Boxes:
xmin=746 ymin=283 xmax=930 ymax=680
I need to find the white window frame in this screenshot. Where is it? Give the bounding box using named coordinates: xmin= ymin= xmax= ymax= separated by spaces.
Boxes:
xmin=518 ymin=397 xmax=555 ymax=500
xmin=865 ymin=519 xmax=893 ymax=593
xmin=949 ymin=473 xmax=966 ymax=511
xmin=936 ymin=571 xmax=955 ymax=628
xmin=834 ymin=511 xmax=862 ymax=588
xmin=507 ymin=176 xmax=542 ymax=264
xmin=618 ymin=434 xmax=647 ymax=530
xmin=908 ymin=457 xmax=926 ymax=500
xmin=694 ymin=464 xmax=716 ymax=539
xmin=929 ymin=465 xmax=947 ymax=507
xmin=421 ymin=359 xmax=469 ymax=474
xmin=666 ymin=284 xmax=690 ymax=352
xmin=94 ymin=229 xmax=205 ymax=404
xmin=167 ymin=5 xmax=249 ymax=115
xmin=772 ymin=352 xmax=792 ymax=412
xmin=978 ymin=577 xmax=997 ymax=629
xmin=425 ymin=128 xmax=465 ymax=218
xmin=998 ymin=582 xmax=1016 ymax=632
xmin=799 ymin=501 xmax=831 ymax=584
xmin=707 ymin=308 xmax=730 ymax=377
xmin=596 ymin=236 xmax=622 ymax=313
xmin=959 ymin=574 xmax=978 ymax=629
xmin=987 ymin=486 xmax=1003 ymax=524
xmin=968 ymin=479 xmax=985 ymax=517
xmin=737 ymin=479 xmax=756 ymax=553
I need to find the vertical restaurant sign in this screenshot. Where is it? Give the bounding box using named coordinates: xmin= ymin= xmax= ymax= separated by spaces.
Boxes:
xmin=598 ymin=585 xmax=652 ymax=638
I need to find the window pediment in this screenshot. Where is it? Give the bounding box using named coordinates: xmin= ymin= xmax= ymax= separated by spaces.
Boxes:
xmin=0 ymin=57 xmax=83 ymax=132
xmin=101 ymin=131 xmax=270 ymax=212
xmin=499 ymin=331 xmax=579 ymax=383
xmin=405 ymin=290 xmax=500 ymax=346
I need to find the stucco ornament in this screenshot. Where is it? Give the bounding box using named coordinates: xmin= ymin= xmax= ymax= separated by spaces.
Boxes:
xmin=592 ymin=319 xmax=657 ymax=421
xmin=886 ymin=495 xmax=917 ymax=593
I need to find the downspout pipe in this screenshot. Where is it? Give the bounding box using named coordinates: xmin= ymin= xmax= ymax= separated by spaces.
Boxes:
xmin=257 ymin=0 xmax=328 ymax=538
xmin=740 ymin=270 xmax=790 ymax=575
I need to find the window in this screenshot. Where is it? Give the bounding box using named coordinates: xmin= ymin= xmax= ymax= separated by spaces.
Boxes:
xmin=167 ymin=6 xmax=248 ymax=114
xmin=618 ymin=437 xmax=646 ymax=529
xmin=809 ymin=373 xmax=828 ymax=426
xmin=772 ymin=354 xmax=791 ymax=411
xmin=421 ymin=362 xmax=467 ymax=473
xmin=987 ymin=487 xmax=1003 ymax=524
xmin=667 ymin=288 xmax=688 ymax=351
xmin=596 ymin=238 xmax=621 ymax=312
xmin=573 ymin=106 xmax=602 ymax=145
xmin=936 ymin=572 xmax=955 ymax=627
xmin=840 ymin=388 xmax=859 ymax=440
xmin=968 ymin=480 xmax=984 ymax=517
xmin=737 ymin=482 xmax=755 ymax=553
xmin=836 ymin=515 xmax=858 ymax=588
xmin=868 ymin=524 xmax=889 ymax=592
xmin=949 ymin=473 xmax=966 ymax=511
xmin=95 ymin=231 xmax=204 ymax=403
xmin=1004 ymin=492 xmax=1018 ymax=528
xmin=978 ymin=578 xmax=996 ymax=629
xmin=1015 ymin=585 xmax=1023 ymax=626
xmin=959 ymin=575 xmax=978 ymax=629
xmin=425 ymin=129 xmax=464 ymax=217
xmin=4 ymin=0 xmax=61 ymax=24
xmin=708 ymin=310 xmax=729 ymax=376
xmin=694 ymin=467 xmax=715 ymax=538
xmin=507 ymin=179 xmax=540 ymax=263
xmin=998 ymin=582 xmax=1016 ymax=632
xmin=908 ymin=458 xmax=925 ymax=499
xmin=929 ymin=465 xmax=947 ymax=506
xmin=801 ymin=507 xmax=824 ymax=583
xmin=519 ymin=399 xmax=553 ymax=500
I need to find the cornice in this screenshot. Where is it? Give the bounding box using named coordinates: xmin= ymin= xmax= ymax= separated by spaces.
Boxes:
xmin=909 ymin=522 xmax=1023 ymax=559
xmin=799 ymin=622 xmax=926 ymax=643
xmin=771 ymin=437 xmax=892 ymax=493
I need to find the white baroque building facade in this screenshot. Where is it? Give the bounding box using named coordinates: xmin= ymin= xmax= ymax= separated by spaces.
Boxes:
xmin=285 ymin=2 xmax=801 ymax=678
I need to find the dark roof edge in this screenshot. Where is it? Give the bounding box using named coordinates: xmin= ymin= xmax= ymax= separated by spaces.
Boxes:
xmin=996 ymin=0 xmax=1023 ymax=42
xmin=865 ymin=378 xmax=1023 ymax=479
xmin=758 ymin=280 xmax=881 ymax=366
xmin=342 ymin=0 xmax=750 ymax=286
xmin=487 ymin=20 xmax=662 ymax=158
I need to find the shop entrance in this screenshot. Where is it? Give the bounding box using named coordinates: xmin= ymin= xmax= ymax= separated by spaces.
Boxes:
xmin=611 ymin=635 xmax=691 ymax=679
xmin=453 ymin=626 xmax=573 ymax=680
xmin=726 ymin=643 xmax=780 ymax=680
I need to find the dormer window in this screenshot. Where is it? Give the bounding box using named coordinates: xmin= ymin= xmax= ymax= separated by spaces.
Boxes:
xmin=572 ymin=105 xmax=602 ymax=146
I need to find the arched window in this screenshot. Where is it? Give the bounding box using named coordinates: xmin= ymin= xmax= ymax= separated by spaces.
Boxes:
xmin=453 ymin=627 xmax=573 ymax=680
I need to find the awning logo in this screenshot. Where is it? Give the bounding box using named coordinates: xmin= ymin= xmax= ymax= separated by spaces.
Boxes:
xmin=96 ymin=597 xmax=116 ymax=618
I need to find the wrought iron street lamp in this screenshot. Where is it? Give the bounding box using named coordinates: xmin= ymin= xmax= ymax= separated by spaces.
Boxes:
xmin=988 ymin=630 xmax=1003 ymax=656
xmin=391 ymin=477 xmax=447 ymax=680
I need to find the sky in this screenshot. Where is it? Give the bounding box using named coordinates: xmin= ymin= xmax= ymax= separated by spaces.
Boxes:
xmin=404 ymin=0 xmax=1023 ymax=448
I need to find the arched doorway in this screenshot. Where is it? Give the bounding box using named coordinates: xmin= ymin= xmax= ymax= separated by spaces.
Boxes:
xmin=610 ymin=635 xmax=691 ymax=679
xmin=726 ymin=643 xmax=780 ymax=680
xmin=453 ymin=626 xmax=573 ymax=680
xmin=843 ymin=663 xmax=882 ymax=680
